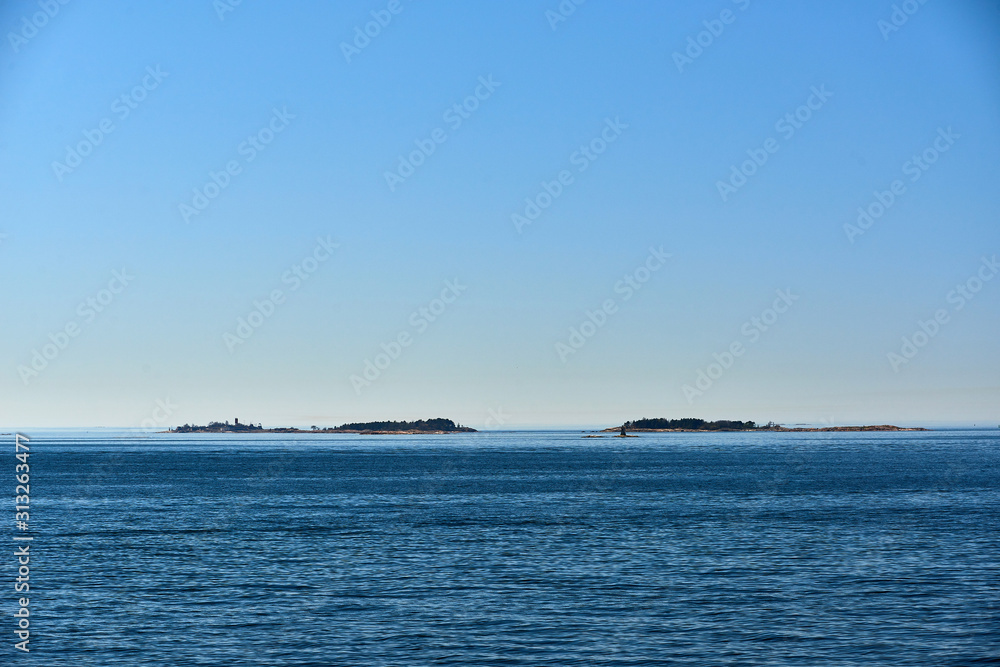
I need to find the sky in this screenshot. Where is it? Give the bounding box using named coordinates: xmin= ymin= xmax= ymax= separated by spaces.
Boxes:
xmin=1 ymin=0 xmax=998 ymax=429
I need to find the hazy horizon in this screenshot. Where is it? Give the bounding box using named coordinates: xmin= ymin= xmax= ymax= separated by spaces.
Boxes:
xmin=8 ymin=421 xmax=998 ymax=432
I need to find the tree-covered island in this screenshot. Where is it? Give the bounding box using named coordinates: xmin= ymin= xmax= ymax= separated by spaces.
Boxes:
xmin=603 ymin=418 xmax=927 ymax=433
xmin=169 ymin=418 xmax=475 ymax=434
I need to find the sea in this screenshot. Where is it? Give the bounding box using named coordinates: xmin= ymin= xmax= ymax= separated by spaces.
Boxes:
xmin=7 ymin=428 xmax=999 ymax=666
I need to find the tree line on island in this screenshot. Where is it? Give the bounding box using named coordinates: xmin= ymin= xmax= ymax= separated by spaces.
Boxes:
xmin=619 ymin=418 xmax=773 ymax=431
xmin=168 ymin=417 xmax=924 ymax=434
xmin=332 ymin=418 xmax=475 ymax=433
xmin=170 ymin=418 xmax=475 ymax=434
xmin=612 ymin=418 xmax=925 ymax=432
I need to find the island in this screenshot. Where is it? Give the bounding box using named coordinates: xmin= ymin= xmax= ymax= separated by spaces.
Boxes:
xmin=602 ymin=418 xmax=928 ymax=433
xmin=169 ymin=418 xmax=476 ymax=435
xmin=331 ymin=419 xmax=476 ymax=434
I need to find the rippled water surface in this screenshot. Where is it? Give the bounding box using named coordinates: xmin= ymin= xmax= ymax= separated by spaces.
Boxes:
xmin=10 ymin=429 xmax=1000 ymax=665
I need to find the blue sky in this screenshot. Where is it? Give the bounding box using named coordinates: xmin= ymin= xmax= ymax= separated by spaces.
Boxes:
xmin=1 ymin=0 xmax=998 ymax=428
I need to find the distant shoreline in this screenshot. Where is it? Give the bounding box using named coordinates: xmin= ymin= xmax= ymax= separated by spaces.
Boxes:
xmin=160 ymin=422 xmax=929 ymax=435
xmin=163 ymin=426 xmax=929 ymax=434
xmin=162 ymin=428 xmax=473 ymax=435
xmin=602 ymin=424 xmax=929 ymax=433
xmin=165 ymin=418 xmax=476 ymax=435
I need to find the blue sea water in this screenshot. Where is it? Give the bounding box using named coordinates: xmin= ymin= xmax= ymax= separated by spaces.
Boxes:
xmin=6 ymin=429 xmax=1000 ymax=665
